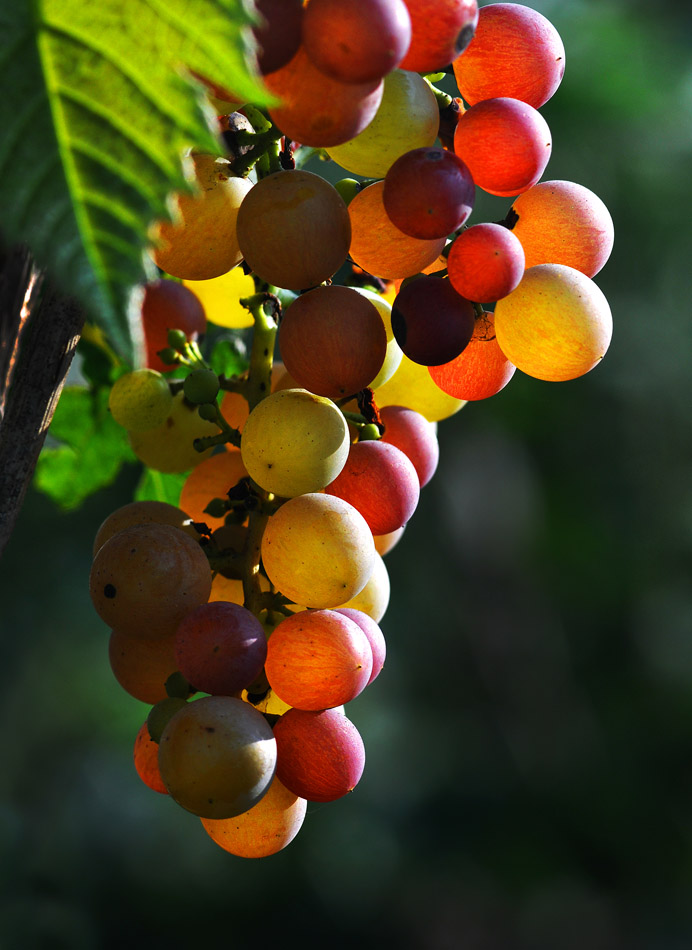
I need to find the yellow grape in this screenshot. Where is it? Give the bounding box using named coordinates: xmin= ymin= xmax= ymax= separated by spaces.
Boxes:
xmin=182 ymin=268 xmax=256 ymax=329
xmin=353 ymin=286 xmax=394 ymax=341
xmin=337 ymin=551 xmax=390 ymax=623
xmin=327 ymin=69 xmax=439 ymax=178
xmin=108 ymin=370 xmax=173 ymax=431
xmin=241 ymin=389 xmax=349 ymax=497
xmin=369 ymin=336 xmax=403 ymax=390
xmin=92 ymin=500 xmax=197 ymax=557
xmin=374 ymin=526 xmax=405 ymax=556
xmin=241 ymin=688 xmax=292 ymax=717
xmin=494 ymin=264 xmax=613 ymax=382
xmin=261 ymin=493 xmax=375 ymax=608
xmin=129 ymin=392 xmax=220 ymax=473
xmin=374 ymin=353 xmax=466 ymax=422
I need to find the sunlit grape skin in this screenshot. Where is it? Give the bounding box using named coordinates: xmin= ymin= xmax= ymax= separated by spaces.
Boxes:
xmin=278 ymin=286 xmax=387 ymax=400
xmin=399 ymin=0 xmax=478 ymax=72
xmin=454 ymin=97 xmax=552 ymax=198
xmin=336 ymin=551 xmax=391 ymax=623
xmin=429 ymin=310 xmax=516 ymax=400
xmin=391 ymin=276 xmax=476 ymax=366
xmin=379 ymin=406 xmax=439 ymax=487
xmin=179 ymin=452 xmax=248 ymax=529
xmin=375 ymin=351 xmax=466 ymax=422
xmin=236 ymin=170 xmax=351 ymax=290
xmin=129 ymin=392 xmax=219 ymax=473
xmin=264 ymin=610 xmax=373 ymax=711
xmin=335 ymin=608 xmax=386 ymax=685
xmin=133 ymin=722 xmax=168 ymax=795
xmin=453 ymin=2 xmax=565 ymax=109
xmin=302 ymin=0 xmax=411 ymax=84
xmin=447 ymin=223 xmax=526 ymax=303
xmin=494 ymin=264 xmax=613 ymax=382
xmin=509 ymin=180 xmax=615 ymax=277
xmin=140 ymin=279 xmax=206 ymax=373
xmin=274 ymin=707 xmax=366 ymax=803
xmin=158 ymin=697 xmax=277 ymax=819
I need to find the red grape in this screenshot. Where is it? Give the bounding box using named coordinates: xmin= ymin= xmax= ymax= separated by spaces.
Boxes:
xmin=447 ymin=222 xmax=525 ymax=302
xmin=140 ymin=280 xmax=206 ymax=373
xmin=379 ymin=405 xmax=439 ymax=487
xmin=429 ymin=310 xmax=516 ymax=400
xmin=253 ymin=0 xmax=303 ymax=75
xmin=400 ymin=0 xmax=478 ymax=72
xmin=335 ymin=608 xmax=386 ymax=686
xmin=391 ymin=276 xmax=475 ymax=366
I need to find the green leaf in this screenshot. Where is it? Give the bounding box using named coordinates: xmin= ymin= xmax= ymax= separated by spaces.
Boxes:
xmin=208 ymin=336 xmax=249 ymax=378
xmin=0 ymin=0 xmax=273 ymax=363
xmin=134 ymin=468 xmax=188 ymax=506
xmin=34 ymin=386 xmax=136 ymax=508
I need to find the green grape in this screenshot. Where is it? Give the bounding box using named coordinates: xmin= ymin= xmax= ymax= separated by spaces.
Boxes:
xmin=326 ymin=69 xmax=439 ymax=178
xmin=108 ymin=370 xmax=173 ymax=432
xmin=129 ymin=392 xmax=220 ymax=473
xmin=157 ymin=696 xmax=277 ymax=819
xmin=240 ymin=389 xmax=350 ymax=497
xmin=183 ymin=369 xmax=220 ymax=405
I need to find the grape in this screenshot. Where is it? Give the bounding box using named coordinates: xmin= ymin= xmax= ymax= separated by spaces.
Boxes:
xmin=182 ymin=268 xmax=255 ymax=330
xmin=383 ymin=147 xmax=475 ymax=240
xmin=429 ymin=310 xmax=516 ymax=400
xmin=179 ymin=452 xmax=248 ymax=528
xmin=108 ymin=369 xmax=172 ymax=432
xmin=374 ymin=351 xmax=466 ymax=421
xmin=261 ymin=493 xmax=375 ymax=609
xmin=129 ymin=392 xmax=220 ymax=473
xmin=265 ymin=610 xmax=373 ymax=710
xmin=453 ymin=3 xmax=565 ymax=109
xmin=236 ymin=170 xmax=351 ymax=290
xmin=369 ymin=336 xmax=404 ymax=391
xmin=453 ymin=97 xmax=552 ymax=197
xmin=379 ymin=405 xmax=439 ymax=487
xmin=158 ymin=696 xmax=276 ymax=819
xmin=336 ymin=550 xmax=390 ymax=623
xmin=183 ymin=369 xmax=220 ymax=405
xmin=109 ymin=629 xmax=179 ymax=705
xmin=349 ymin=181 xmax=447 ymax=279
xmin=353 ymin=286 xmax=395 ymax=341
xmin=302 ymin=0 xmax=411 ymax=84
xmin=89 ymin=523 xmax=212 ymax=639
xmin=391 ymin=276 xmax=475 ymax=366
xmin=140 ymin=279 xmax=206 ymax=373
xmin=253 ymin=0 xmax=303 ymax=75
xmin=264 ymin=46 xmax=384 ymax=148
xmin=133 ymin=722 xmax=168 ymax=795
xmin=278 ymin=286 xmax=387 ymax=399
xmin=240 ymin=389 xmax=350 ymax=497
xmin=327 ymin=69 xmax=439 ymax=178
xmin=335 ymin=608 xmax=386 ymax=685
xmin=147 ymin=697 xmax=190 ymax=743
xmin=326 ymin=440 xmax=420 ymax=536
xmin=149 ymin=153 xmax=253 ymax=280
xmin=447 ymin=223 xmax=525 ymax=302
xmin=92 ymin=500 xmax=197 ymax=556
xmin=174 ymin=602 xmax=267 ymax=696
xmin=374 ymin=526 xmax=405 ymax=557
xmin=274 ymin=707 xmax=365 ymax=802
xmin=494 ymin=264 xmax=613 ymax=381
xmin=200 ymin=775 xmax=307 ymax=858
xmin=508 ymin=180 xmax=615 ymax=277
xmin=399 ymin=0 xmax=478 ymax=72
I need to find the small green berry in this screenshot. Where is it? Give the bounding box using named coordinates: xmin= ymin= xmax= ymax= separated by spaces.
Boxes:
xmin=184 ymin=369 xmax=220 ymax=405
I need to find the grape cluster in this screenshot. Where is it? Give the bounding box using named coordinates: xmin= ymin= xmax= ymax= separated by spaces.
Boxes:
xmin=91 ymin=0 xmax=614 ymax=859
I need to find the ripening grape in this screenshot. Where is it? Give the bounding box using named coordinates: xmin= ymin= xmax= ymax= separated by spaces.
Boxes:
xmin=274 ymin=707 xmax=366 ymax=802
xmin=174 ymin=602 xmax=267 ymax=696
xmin=182 ymin=268 xmax=255 ymax=330
xmin=241 ymin=389 xmax=349 ymax=497
xmin=133 ymin=722 xmax=168 ymax=795
xmin=391 ymin=276 xmax=475 ymax=366
xmin=302 ymin=0 xmax=411 ymax=84
xmin=265 ymin=610 xmax=373 ymax=710
xmin=335 ymin=608 xmax=386 ymax=685
xmin=508 ymin=180 xmax=615 ymax=277
xmin=150 ymin=153 xmax=253 ymax=280
xmin=336 ymin=550 xmax=390 ymax=623
xmin=109 ymin=370 xmax=172 ymax=432
xmin=261 ymin=493 xmax=375 ymax=609
xmin=129 ymin=392 xmax=220 ymax=473
xmin=454 ymin=97 xmax=552 ymax=197
xmin=326 ymin=440 xmax=420 ymax=536
xmin=447 ymin=223 xmax=526 ymax=302
xmin=140 ymin=279 xmax=206 ymax=373
xmin=429 ymin=310 xmax=516 ymax=400
xmin=200 ymin=775 xmax=307 ymax=858
xmin=179 ymin=452 xmax=248 ymax=528
xmin=264 ymin=46 xmax=383 ymax=147
xmin=399 ymin=0 xmax=478 ymax=72
xmin=158 ymin=696 xmax=276 ymax=819
xmin=92 ymin=500 xmax=197 ymax=556
xmin=374 ymin=352 xmax=466 ymax=421
xmin=494 ymin=264 xmax=613 ymax=381
xmin=353 ymin=286 xmax=395 ymax=341
xmin=253 ymin=0 xmax=304 ymax=75
xmin=327 ymin=69 xmax=439 ymax=178
xmin=236 ymin=170 xmax=351 ymax=290
xmin=349 ymin=181 xmax=446 ymax=279
xmin=374 ymin=526 xmax=405 ymax=557
xmin=109 ymin=629 xmax=179 ymax=704
xmin=278 ymin=286 xmax=387 ymax=399
xmin=383 ymin=147 xmax=476 ymax=240
xmin=90 ymin=523 xmax=212 ymax=639
xmin=453 ymin=3 xmax=565 ymax=109
xmin=379 ymin=406 xmax=439 ymax=487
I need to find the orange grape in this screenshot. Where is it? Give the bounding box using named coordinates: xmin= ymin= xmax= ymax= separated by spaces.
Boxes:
xmin=93 ymin=500 xmax=197 ymax=556
xmin=109 ymin=629 xmax=179 ymax=704
xmin=179 ymin=452 xmax=248 ymax=529
xmin=429 ymin=310 xmax=516 ymax=400
xmin=133 ymin=722 xmax=168 ymax=795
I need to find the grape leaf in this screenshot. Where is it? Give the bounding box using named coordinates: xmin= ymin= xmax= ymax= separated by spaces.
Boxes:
xmin=0 ymin=0 xmax=272 ymax=364
xmin=135 ymin=469 xmax=188 ymax=506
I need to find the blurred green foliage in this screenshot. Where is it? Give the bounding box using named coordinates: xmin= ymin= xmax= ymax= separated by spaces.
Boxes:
xmin=2 ymin=1 xmax=692 ymax=947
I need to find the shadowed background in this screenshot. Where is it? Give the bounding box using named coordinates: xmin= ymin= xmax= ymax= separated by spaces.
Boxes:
xmin=2 ymin=0 xmax=692 ymax=946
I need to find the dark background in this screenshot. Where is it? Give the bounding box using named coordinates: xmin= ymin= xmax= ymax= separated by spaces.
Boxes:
xmin=2 ymin=1 xmax=692 ymax=946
